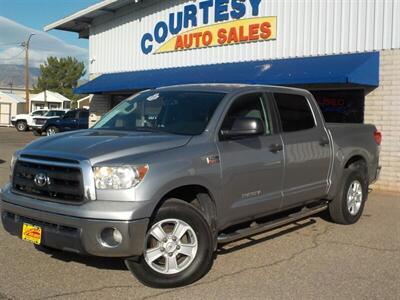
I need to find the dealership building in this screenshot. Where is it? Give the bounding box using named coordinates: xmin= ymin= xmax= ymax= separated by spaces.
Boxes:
xmin=46 ymin=0 xmax=400 ymax=192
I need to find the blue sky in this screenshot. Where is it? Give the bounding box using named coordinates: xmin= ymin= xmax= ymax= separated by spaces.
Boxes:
xmin=0 ymin=0 xmax=101 ymax=66
xmin=0 ymin=0 xmax=100 ymax=48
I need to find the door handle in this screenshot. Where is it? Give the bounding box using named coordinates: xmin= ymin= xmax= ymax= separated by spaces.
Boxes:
xmin=319 ymin=137 xmax=329 ymax=146
xmin=269 ymin=143 xmax=283 ymax=153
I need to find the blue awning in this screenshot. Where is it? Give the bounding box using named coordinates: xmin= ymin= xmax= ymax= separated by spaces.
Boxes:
xmin=76 ymin=52 xmax=379 ymax=94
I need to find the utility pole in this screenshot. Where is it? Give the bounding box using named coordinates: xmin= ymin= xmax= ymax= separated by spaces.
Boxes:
xmin=44 ymin=89 xmax=47 ymax=109
xmin=21 ymin=33 xmax=35 ymax=113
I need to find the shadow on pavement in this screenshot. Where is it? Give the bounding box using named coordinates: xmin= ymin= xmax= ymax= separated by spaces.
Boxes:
xmin=34 ymin=245 xmax=127 ymax=271
xmin=0 ymin=159 xmax=5 ymax=164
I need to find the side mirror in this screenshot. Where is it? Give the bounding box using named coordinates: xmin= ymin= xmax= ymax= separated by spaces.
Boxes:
xmin=221 ymin=117 xmax=264 ymax=139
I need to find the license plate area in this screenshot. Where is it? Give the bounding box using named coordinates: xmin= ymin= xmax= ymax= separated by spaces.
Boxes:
xmin=22 ymin=223 xmax=42 ymax=245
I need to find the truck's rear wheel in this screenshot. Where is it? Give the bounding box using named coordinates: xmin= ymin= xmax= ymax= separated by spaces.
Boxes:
xmin=125 ymin=199 xmax=214 ymax=288
xmin=16 ymin=121 xmax=27 ymax=132
xmin=329 ymin=166 xmax=368 ymax=225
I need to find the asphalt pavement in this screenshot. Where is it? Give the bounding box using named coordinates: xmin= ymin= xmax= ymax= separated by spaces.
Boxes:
xmin=0 ymin=127 xmax=399 ymax=300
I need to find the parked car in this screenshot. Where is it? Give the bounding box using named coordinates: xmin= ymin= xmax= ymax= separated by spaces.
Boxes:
xmin=31 ymin=110 xmax=69 ymax=136
xmin=40 ymin=109 xmax=89 ymax=136
xmin=1 ymin=85 xmax=381 ymax=288
xmin=11 ymin=109 xmax=49 ymax=131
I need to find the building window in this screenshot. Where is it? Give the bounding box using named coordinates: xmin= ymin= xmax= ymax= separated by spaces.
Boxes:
xmin=311 ymin=89 xmax=364 ymax=123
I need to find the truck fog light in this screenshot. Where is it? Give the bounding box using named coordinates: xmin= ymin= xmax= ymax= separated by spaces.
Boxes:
xmin=100 ymin=228 xmax=123 ymax=247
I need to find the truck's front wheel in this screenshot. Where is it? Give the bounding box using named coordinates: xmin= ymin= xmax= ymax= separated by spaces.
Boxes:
xmin=16 ymin=120 xmax=27 ymax=132
xmin=125 ymin=199 xmax=214 ymax=288
xmin=46 ymin=126 xmax=59 ymax=136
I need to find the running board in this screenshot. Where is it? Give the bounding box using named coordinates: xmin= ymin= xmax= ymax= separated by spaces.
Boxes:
xmin=217 ymin=203 xmax=328 ymax=244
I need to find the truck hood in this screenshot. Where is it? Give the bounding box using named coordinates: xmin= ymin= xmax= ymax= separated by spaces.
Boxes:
xmin=11 ymin=113 xmax=29 ymax=120
xmin=22 ymin=129 xmax=191 ymax=164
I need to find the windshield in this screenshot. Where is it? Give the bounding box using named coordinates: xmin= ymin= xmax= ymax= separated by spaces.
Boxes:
xmin=44 ymin=111 xmax=65 ymax=117
xmin=93 ymin=91 xmax=226 ymax=135
xmin=32 ymin=111 xmax=46 ymax=116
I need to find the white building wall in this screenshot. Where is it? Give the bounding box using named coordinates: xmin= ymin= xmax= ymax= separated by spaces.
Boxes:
xmin=364 ymin=49 xmax=400 ymax=192
xmin=89 ymin=0 xmax=400 ymax=75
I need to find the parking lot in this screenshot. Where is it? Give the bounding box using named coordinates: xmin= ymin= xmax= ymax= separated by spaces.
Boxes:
xmin=0 ymin=127 xmax=399 ymax=300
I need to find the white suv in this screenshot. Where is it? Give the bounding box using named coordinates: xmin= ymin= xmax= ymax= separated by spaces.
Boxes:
xmin=11 ymin=110 xmax=49 ymax=132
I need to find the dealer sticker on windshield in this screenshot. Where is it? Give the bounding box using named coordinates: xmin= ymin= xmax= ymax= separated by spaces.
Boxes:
xmin=147 ymin=93 xmax=160 ymax=101
xmin=22 ymin=223 xmax=42 ymax=245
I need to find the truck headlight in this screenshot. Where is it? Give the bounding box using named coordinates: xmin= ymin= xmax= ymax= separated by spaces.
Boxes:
xmin=10 ymin=153 xmax=17 ymax=176
xmin=93 ymin=165 xmax=149 ymax=190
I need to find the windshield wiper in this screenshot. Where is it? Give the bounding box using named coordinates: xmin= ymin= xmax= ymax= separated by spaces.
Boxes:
xmin=133 ymin=127 xmax=169 ymax=134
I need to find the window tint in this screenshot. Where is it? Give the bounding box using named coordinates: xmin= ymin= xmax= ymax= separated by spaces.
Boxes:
xmin=79 ymin=111 xmax=89 ymax=119
xmin=274 ymin=93 xmax=315 ymax=132
xmin=45 ymin=111 xmax=59 ymax=117
xmin=63 ymin=111 xmax=77 ymax=120
xmin=221 ymin=93 xmax=270 ymax=135
xmin=55 ymin=111 xmax=66 ymax=117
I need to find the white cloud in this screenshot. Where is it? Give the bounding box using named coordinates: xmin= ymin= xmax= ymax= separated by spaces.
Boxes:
xmin=0 ymin=16 xmax=87 ymax=67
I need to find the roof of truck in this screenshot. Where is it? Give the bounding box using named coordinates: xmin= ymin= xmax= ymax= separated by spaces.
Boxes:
xmin=153 ymin=83 xmax=307 ymax=94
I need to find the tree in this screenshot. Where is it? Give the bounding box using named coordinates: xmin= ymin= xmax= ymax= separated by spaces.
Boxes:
xmin=33 ymin=56 xmax=86 ymax=107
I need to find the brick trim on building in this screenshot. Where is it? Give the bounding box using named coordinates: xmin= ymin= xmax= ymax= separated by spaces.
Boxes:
xmin=365 ymin=49 xmax=400 ymax=192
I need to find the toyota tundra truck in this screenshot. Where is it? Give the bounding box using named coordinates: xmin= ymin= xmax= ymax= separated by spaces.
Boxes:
xmin=1 ymin=84 xmax=381 ymax=288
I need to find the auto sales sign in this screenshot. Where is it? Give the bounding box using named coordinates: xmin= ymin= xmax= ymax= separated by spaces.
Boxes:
xmin=141 ymin=0 xmax=277 ymax=55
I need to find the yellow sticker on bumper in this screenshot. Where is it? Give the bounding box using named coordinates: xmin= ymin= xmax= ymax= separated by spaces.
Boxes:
xmin=22 ymin=223 xmax=42 ymax=245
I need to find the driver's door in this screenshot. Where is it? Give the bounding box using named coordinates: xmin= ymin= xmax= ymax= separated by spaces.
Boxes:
xmin=217 ymin=93 xmax=284 ymax=226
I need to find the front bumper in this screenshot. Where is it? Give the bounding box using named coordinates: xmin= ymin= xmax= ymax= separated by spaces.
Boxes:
xmin=1 ymin=192 xmax=150 ymax=258
xmin=30 ymin=125 xmax=43 ymax=131
xmin=10 ymin=120 xmax=16 ymax=126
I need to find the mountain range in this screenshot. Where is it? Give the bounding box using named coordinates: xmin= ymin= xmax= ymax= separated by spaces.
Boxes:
xmin=0 ymin=64 xmax=40 ymax=89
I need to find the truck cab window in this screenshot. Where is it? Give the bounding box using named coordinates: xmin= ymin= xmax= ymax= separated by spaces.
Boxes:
xmin=79 ymin=111 xmax=89 ymax=119
xmin=63 ymin=111 xmax=77 ymax=120
xmin=221 ymin=93 xmax=270 ymax=135
xmin=273 ymin=93 xmax=315 ymax=132
xmin=32 ymin=111 xmax=45 ymax=116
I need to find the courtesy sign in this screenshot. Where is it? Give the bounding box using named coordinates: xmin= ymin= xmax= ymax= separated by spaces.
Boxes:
xmin=141 ymin=0 xmax=276 ymax=55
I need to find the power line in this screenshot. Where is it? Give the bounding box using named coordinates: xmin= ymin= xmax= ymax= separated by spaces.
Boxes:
xmin=0 ymin=42 xmax=22 ymax=47
xmin=1 ymin=49 xmax=25 ymax=61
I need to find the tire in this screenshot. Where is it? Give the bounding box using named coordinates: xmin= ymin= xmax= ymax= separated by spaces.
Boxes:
xmin=16 ymin=120 xmax=27 ymax=132
xmin=329 ymin=164 xmax=368 ymax=225
xmin=46 ymin=126 xmax=59 ymax=136
xmin=125 ymin=199 xmax=214 ymax=288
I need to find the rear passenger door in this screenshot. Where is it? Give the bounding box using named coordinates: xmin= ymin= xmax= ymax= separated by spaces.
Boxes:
xmin=78 ymin=110 xmax=89 ymax=129
xmin=272 ymin=92 xmax=331 ymax=208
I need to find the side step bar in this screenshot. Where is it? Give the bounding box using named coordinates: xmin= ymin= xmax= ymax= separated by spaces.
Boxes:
xmin=217 ymin=203 xmax=328 ymax=244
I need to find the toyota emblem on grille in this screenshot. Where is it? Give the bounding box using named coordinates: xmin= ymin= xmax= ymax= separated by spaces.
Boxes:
xmin=34 ymin=173 xmax=50 ymax=187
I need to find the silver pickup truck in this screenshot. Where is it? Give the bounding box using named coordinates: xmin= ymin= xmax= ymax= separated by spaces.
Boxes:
xmin=1 ymin=84 xmax=381 ymax=288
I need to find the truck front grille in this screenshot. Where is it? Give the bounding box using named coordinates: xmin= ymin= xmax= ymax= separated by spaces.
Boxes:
xmin=12 ymin=159 xmax=84 ymax=203
xmin=35 ymin=119 xmax=46 ymax=125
